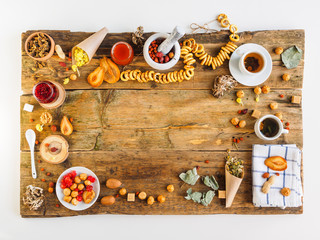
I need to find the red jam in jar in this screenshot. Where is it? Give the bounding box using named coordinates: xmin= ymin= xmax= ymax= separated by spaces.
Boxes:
xmin=33 ymin=81 xmax=59 ymax=104
xmin=111 ymin=41 xmax=134 ymax=66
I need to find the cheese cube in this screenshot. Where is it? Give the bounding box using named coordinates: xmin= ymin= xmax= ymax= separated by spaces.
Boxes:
xmin=218 ymin=190 xmax=226 ymax=199
xmin=251 ymin=109 xmax=261 ymax=119
xmin=127 ymin=193 xmax=135 ymax=202
xmin=23 ymin=103 xmax=34 ymax=112
xmin=291 ymin=96 xmax=301 ymax=104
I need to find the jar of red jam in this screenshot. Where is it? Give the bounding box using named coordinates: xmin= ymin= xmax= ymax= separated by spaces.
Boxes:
xmin=33 ymin=81 xmax=59 ymax=104
xmin=111 ymin=41 xmax=134 ymax=66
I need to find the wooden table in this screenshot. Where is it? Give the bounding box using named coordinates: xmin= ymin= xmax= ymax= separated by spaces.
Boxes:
xmin=20 ymin=29 xmax=304 ymax=217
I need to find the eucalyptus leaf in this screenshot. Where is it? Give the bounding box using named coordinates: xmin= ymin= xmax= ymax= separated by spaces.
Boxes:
xmin=202 ymin=176 xmax=219 ymax=190
xmin=201 ymin=190 xmax=215 ymax=206
xmin=281 ymin=46 xmax=303 ymax=69
xmin=179 ymin=168 xmax=200 ymax=185
xmin=185 ymin=188 xmax=203 ymax=203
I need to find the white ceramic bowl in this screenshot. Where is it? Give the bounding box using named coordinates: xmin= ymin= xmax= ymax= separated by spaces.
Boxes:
xmin=56 ymin=166 xmax=100 ymax=211
xmin=143 ymin=33 xmax=180 ymax=70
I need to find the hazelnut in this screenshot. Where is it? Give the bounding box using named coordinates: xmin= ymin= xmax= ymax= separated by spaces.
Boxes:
xmin=63 ymin=195 xmax=72 ymax=203
xmin=71 ymin=198 xmax=79 ymax=206
xmin=254 ymin=86 xmax=261 ymax=95
xmin=74 ymin=176 xmax=81 ymax=184
xmin=274 ymin=47 xmax=284 ymax=55
xmin=280 ymin=187 xmax=291 ymax=197
xmin=166 ymin=184 xmax=174 ymax=193
xmin=80 ymin=173 xmax=87 ymax=181
xmin=270 ymin=102 xmax=278 ymax=110
xmin=78 ymin=183 xmax=85 ymax=191
xmin=231 ymin=117 xmax=240 ymax=126
xmin=63 ymin=188 xmax=71 ymax=196
xmin=236 ymin=90 xmax=244 ymax=98
xmin=71 ymin=191 xmax=78 ymax=198
xmin=119 ymin=188 xmax=127 ymax=196
xmin=238 ymin=120 xmax=246 ymax=128
xmin=274 ymin=112 xmax=283 ymax=120
xmin=48 ymin=187 xmax=54 ymax=193
xmin=70 ymin=183 xmax=77 ymax=190
xmin=261 ymin=85 xmax=270 ymax=94
xmin=70 ymin=73 xmax=77 ymax=81
xmin=84 ymin=180 xmax=91 ymax=186
xmin=147 ymin=196 xmax=155 ymax=205
xmin=157 ymin=195 xmax=166 ymax=203
xmin=282 ymin=73 xmax=290 ymax=81
xmin=138 ymin=191 xmax=147 ymax=200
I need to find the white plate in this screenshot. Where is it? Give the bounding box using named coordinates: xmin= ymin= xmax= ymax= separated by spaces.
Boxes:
xmin=56 ymin=166 xmax=100 ymax=211
xmin=229 ymin=43 xmax=272 ymax=86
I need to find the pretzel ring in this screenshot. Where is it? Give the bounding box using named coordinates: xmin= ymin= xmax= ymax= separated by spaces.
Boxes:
xmin=229 ymin=33 xmax=240 ymax=42
xmin=120 ymin=70 xmax=130 ymax=81
xmin=229 ymin=24 xmax=238 ymax=34
xmin=220 ymin=17 xmax=230 ymax=28
xmin=217 ymin=14 xmax=228 ymax=22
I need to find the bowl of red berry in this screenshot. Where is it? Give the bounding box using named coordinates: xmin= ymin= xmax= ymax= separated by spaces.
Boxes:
xmin=143 ymin=33 xmax=180 ymax=70
xmin=56 ymin=167 xmax=100 ymax=211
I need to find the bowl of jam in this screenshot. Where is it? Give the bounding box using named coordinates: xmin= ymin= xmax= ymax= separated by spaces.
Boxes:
xmin=33 ymin=81 xmax=59 ymax=104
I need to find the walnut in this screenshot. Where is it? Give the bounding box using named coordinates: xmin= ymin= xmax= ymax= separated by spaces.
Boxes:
xmin=239 ymin=120 xmax=246 ymax=128
xmin=281 ymin=187 xmax=291 ymax=196
xmin=230 ymin=117 xmax=240 ymax=126
xmin=40 ymin=112 xmax=52 ymax=124
xmin=261 ymin=85 xmax=270 ymax=94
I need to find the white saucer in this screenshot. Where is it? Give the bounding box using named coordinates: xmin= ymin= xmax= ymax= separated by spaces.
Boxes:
xmin=229 ymin=43 xmax=272 ymax=86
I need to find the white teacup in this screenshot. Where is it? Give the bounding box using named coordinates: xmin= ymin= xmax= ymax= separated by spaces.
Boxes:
xmin=238 ymin=50 xmax=267 ymax=75
xmin=254 ymin=115 xmax=289 ymax=141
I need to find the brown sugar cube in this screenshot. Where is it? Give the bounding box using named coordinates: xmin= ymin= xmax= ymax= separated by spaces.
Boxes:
xmin=218 ymin=190 xmax=226 ymax=199
xmin=251 ymin=109 xmax=261 ymax=119
xmin=127 ymin=193 xmax=135 ymax=202
xmin=291 ymin=96 xmax=301 ymax=104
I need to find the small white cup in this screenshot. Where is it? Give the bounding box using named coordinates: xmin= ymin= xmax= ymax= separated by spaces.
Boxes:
xmin=254 ymin=114 xmax=289 ymax=141
xmin=238 ymin=50 xmax=266 ymax=75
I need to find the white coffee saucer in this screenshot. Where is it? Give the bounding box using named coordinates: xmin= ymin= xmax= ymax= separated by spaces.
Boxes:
xmin=229 ymin=43 xmax=272 ymax=86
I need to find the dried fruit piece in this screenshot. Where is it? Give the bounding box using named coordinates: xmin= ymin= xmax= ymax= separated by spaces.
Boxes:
xmin=282 ymin=73 xmax=290 ymax=81
xmin=261 ymin=85 xmax=270 ymax=94
xmin=230 ymin=117 xmax=240 ymax=126
xmin=167 ymin=184 xmax=174 ymax=192
xmin=147 ymin=196 xmax=154 ymax=205
xmin=83 ymin=190 xmax=95 ymax=204
xmin=70 ymin=74 xmax=77 ymax=81
xmin=157 ymin=195 xmax=166 ymax=203
xmin=274 ymin=47 xmax=283 ymax=55
xmin=270 ymin=102 xmax=278 ymax=110
xmin=281 ymin=187 xmax=291 ymax=196
xmin=262 ymin=172 xmax=270 ymax=178
xmin=100 ymin=57 xmax=120 ymax=84
xmin=236 ymin=90 xmax=244 ymax=98
xmin=264 ymin=156 xmax=287 ymax=171
xmin=119 ymin=188 xmax=127 ymax=195
xmin=238 ymin=120 xmax=246 ymax=128
xmin=59 ymin=62 xmax=67 ymax=67
xmin=87 ymin=66 xmax=105 ymax=88
xmin=101 ymin=196 xmax=115 ymax=205
xmin=138 ymin=192 xmax=147 ymax=200
xmin=106 ymin=178 xmax=122 ymax=189
xmin=60 ymin=116 xmax=73 ymax=136
xmin=48 ymin=187 xmax=54 ymax=193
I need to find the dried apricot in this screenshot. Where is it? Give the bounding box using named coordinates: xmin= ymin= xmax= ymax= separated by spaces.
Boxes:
xmin=264 ymin=156 xmax=287 ymax=171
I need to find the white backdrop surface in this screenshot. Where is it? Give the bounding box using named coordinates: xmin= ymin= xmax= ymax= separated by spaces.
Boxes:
xmin=1 ymin=0 xmax=319 ymax=239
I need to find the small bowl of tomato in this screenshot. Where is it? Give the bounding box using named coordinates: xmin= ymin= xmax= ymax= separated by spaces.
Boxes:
xmin=143 ymin=33 xmax=180 ymax=70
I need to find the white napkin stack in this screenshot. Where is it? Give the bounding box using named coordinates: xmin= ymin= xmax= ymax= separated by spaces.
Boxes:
xmin=252 ymin=144 xmax=303 ymax=208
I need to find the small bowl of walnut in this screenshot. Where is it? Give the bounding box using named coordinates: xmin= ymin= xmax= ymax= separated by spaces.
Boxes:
xmin=24 ymin=32 xmax=55 ymax=61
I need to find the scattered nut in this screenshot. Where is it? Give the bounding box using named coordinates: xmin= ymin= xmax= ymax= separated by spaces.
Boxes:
xmin=74 ymin=176 xmax=81 ymax=184
xmin=262 ymin=175 xmax=277 ymax=194
xmin=101 ymin=196 xmax=115 ymax=205
xmin=84 ymin=180 xmax=91 ymax=186
xmin=270 ymin=102 xmax=278 ymax=110
xmin=71 ymin=198 xmax=79 ymax=206
xmin=281 ymin=187 xmax=291 ymax=197
xmin=261 ymin=85 xmax=270 ymax=94
xmin=231 ymin=117 xmax=240 ymax=126
xmin=138 ymin=192 xmax=147 ymax=200
xmin=70 ymin=73 xmax=77 ymax=81
xmin=274 ymin=47 xmax=283 ymax=55
xmin=63 ymin=196 xmax=72 ymax=203
xmin=71 ymin=191 xmax=78 ymax=198
xmin=274 ymin=112 xmax=283 ymax=120
xmin=63 ymin=188 xmax=71 ymax=196
xmin=236 ymin=90 xmax=244 ymax=98
xmin=70 ymin=183 xmax=77 ymax=191
xmin=78 ymin=184 xmax=85 ymax=190
xmin=119 ymin=188 xmax=127 ymax=196
xmin=282 ymin=73 xmax=290 ymax=81
xmin=79 ymin=173 xmax=87 ymax=181
xmin=48 ymin=187 xmax=54 ymax=193
xmin=254 ymin=86 xmax=261 ymax=95
xmin=238 ymin=120 xmax=246 ymax=128
xmin=147 ymin=196 xmax=155 ymax=205
xmin=157 ymin=195 xmax=166 ymax=203
xmin=166 ymin=184 xmax=174 ymax=193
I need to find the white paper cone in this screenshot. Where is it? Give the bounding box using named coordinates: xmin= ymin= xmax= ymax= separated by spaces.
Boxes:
xmin=72 ymin=27 xmax=108 ymax=65
xmin=225 ymin=166 xmax=244 ymax=208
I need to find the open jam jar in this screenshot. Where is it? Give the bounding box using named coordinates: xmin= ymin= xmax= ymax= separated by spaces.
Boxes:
xmin=111 ymin=41 xmax=134 ymax=66
xmin=33 ymin=81 xmax=59 ymax=104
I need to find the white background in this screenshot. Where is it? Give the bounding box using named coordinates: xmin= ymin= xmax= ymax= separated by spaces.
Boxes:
xmin=1 ymin=0 xmax=319 ymax=239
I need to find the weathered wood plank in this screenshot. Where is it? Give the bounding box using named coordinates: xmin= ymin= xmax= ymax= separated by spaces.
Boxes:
xmin=21 ymin=30 xmax=304 ymax=93
xmin=20 ymin=89 xmax=302 ymax=152
xmin=20 ymin=150 xmax=302 ymax=217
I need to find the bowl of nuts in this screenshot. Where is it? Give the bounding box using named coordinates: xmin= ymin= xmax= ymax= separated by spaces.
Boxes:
xmin=25 ymin=32 xmax=55 ymax=61
xmin=143 ymin=33 xmax=180 ymax=70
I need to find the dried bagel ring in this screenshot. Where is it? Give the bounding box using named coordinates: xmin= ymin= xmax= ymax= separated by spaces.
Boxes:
xmin=229 ymin=24 xmax=238 ymax=34
xmin=133 ymin=69 xmax=141 ymax=79
xmin=120 ymin=70 xmax=130 ymax=81
xmin=154 ymin=73 xmax=160 ymax=83
xmin=220 ymin=17 xmax=230 ymax=28
xmin=129 ymin=70 xmax=136 ymax=80
xmin=148 ymin=71 xmax=155 ymax=81
xmin=229 ymin=33 xmax=240 ymax=42
xmin=136 ymin=71 xmax=143 ymax=82
xmin=217 ymin=13 xmax=228 ymax=22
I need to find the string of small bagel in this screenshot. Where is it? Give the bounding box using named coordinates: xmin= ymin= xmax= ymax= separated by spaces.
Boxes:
xmin=120 ymin=14 xmax=239 ymax=84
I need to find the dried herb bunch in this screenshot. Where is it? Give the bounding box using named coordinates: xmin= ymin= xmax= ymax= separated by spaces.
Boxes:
xmin=132 ymin=26 xmax=144 ymax=47
xmin=212 ymin=75 xmax=238 ymax=98
xmin=27 ymin=33 xmax=51 ymax=58
xmin=226 ymin=152 xmax=244 ymax=178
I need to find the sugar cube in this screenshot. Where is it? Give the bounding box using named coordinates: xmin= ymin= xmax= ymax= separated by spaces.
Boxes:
xmin=218 ymin=190 xmax=226 ymax=199
xmin=23 ymin=103 xmax=34 ymax=112
xmin=251 ymin=109 xmax=261 ymax=119
xmin=291 ymin=96 xmax=301 ymax=104
xmin=127 ymin=193 xmax=135 ymax=202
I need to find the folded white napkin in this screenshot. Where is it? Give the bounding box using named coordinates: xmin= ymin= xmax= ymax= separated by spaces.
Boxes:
xmin=252 ymin=144 xmax=303 ymax=208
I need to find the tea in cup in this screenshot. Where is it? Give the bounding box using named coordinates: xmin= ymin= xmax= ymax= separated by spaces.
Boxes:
xmin=239 ymin=51 xmax=266 ymax=75
xmin=254 ymin=115 xmax=289 ymax=141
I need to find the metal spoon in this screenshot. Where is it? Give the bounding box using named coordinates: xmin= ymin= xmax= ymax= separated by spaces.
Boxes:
xmin=157 ymin=26 xmax=185 ymax=55
xmin=25 ymin=129 xmax=37 ymax=179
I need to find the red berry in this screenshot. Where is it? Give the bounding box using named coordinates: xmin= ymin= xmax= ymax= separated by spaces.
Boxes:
xmin=240 ymin=137 xmax=244 ymax=141
xmin=205 ymin=160 xmax=209 ymax=164
xmin=74 ymin=188 xmax=79 ymax=192
xmin=87 ymin=176 xmax=96 ymax=183
xmin=237 ymin=110 xmax=242 ymax=114
xmin=86 ymin=185 xmax=93 ymax=191
xmin=56 ymin=204 xmax=60 ymax=207
xmin=71 ymin=170 xmax=77 ymax=177
xmin=60 ymin=183 xmax=66 ymax=189
xmin=76 ymin=195 xmax=83 ymax=201
xmin=285 ymin=127 xmax=290 ymax=130
xmin=156 ymin=52 xmax=163 ymax=58
xmin=275 ymin=173 xmax=280 ymax=176
xmin=164 ymin=56 xmax=169 ymax=63
xmin=280 ymin=94 xmax=284 ymax=98
xmin=285 ymin=122 xmax=290 ymax=126
xmin=78 ymin=190 xmax=84 ymax=195
xmin=159 ymin=57 xmax=164 ymax=63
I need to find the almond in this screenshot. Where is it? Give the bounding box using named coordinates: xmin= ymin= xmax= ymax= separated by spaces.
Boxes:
xmin=101 ymin=196 xmax=115 ymax=205
xmin=106 ymin=178 xmax=122 ymax=189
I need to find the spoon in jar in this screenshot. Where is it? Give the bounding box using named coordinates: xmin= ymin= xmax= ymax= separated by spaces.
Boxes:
xmin=157 ymin=26 xmax=185 ymax=55
xmin=25 ymin=129 xmax=37 ymax=179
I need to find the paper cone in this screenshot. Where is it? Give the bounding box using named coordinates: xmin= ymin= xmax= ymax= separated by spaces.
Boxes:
xmin=225 ymin=166 xmax=244 ymax=208
xmin=72 ymin=27 xmax=108 ymax=65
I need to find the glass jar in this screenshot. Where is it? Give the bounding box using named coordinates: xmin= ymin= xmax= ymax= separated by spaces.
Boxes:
xmin=111 ymin=41 xmax=134 ymax=66
xmin=33 ymin=81 xmax=59 ymax=104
